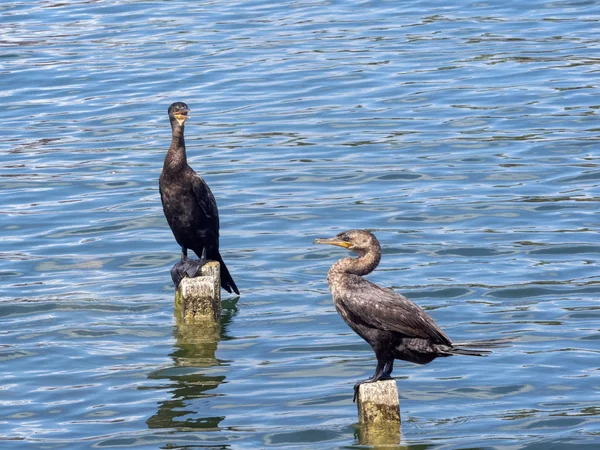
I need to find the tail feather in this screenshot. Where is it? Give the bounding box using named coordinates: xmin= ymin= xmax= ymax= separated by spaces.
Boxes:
xmin=218 ymin=255 xmax=239 ymax=295
xmin=452 ymin=337 xmax=513 ymax=349
xmin=443 ymin=337 xmax=512 ymax=357
xmin=446 ymin=347 xmax=491 ymax=357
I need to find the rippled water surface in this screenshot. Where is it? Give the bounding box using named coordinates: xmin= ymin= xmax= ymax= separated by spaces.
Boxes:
xmin=1 ymin=0 xmax=599 ymax=448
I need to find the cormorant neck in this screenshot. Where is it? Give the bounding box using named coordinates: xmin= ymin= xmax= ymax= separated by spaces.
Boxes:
xmin=164 ymin=121 xmax=187 ymax=173
xmin=327 ymin=245 xmax=381 ymax=283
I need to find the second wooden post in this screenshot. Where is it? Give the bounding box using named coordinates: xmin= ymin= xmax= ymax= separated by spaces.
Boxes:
xmin=356 ymin=380 xmax=401 ymax=445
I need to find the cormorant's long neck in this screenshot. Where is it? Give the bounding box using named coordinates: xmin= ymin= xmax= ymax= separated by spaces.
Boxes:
xmin=164 ymin=121 xmax=187 ymax=173
xmin=327 ymin=247 xmax=381 ymax=286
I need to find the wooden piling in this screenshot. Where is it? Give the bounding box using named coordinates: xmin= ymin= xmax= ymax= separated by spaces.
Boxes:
xmin=356 ymin=380 xmax=401 ymax=445
xmin=174 ymin=260 xmax=221 ymax=322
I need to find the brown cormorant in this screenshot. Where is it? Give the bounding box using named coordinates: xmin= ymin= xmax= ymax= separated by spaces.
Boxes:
xmin=159 ymin=102 xmax=239 ymax=294
xmin=314 ymin=229 xmax=500 ymax=401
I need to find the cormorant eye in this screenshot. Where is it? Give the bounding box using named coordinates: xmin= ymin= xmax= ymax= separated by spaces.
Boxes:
xmin=342 ymin=235 xmax=350 ymax=242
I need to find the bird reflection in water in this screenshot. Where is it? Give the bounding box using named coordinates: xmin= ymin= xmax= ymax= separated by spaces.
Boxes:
xmin=354 ymin=423 xmax=404 ymax=447
xmin=145 ymin=297 xmax=238 ymax=430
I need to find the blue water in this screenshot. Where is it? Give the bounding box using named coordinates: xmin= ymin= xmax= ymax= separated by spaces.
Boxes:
xmin=1 ymin=1 xmax=599 ymax=448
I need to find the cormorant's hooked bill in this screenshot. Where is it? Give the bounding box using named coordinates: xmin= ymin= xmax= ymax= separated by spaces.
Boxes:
xmin=313 ymin=234 xmax=352 ymax=248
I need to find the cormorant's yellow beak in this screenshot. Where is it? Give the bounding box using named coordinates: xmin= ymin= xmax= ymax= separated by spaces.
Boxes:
xmin=313 ymin=237 xmax=352 ymax=248
xmin=174 ymin=108 xmax=190 ymax=126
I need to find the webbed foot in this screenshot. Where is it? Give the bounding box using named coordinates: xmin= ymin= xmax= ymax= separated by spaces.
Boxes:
xmin=170 ymin=248 xmax=208 ymax=288
xmin=352 ymin=359 xmax=394 ymax=403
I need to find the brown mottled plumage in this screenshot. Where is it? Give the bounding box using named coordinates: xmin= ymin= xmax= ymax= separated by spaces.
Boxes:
xmin=314 ymin=229 xmax=499 ymax=401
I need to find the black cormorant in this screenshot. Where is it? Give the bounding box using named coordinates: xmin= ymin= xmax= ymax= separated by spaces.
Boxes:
xmin=314 ymin=229 xmax=501 ymax=401
xmin=159 ymin=102 xmax=239 ymax=294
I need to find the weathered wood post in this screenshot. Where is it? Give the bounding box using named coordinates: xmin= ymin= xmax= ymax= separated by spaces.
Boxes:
xmin=174 ymin=260 xmax=221 ymax=322
xmin=356 ymin=380 xmax=401 ymax=445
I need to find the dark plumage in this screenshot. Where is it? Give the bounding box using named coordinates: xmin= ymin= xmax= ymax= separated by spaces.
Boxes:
xmin=159 ymin=102 xmax=239 ymax=294
xmin=314 ymin=229 xmax=502 ymax=401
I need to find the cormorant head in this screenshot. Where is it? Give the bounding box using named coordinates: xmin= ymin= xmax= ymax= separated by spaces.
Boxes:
xmin=168 ymin=102 xmax=190 ymax=126
xmin=314 ymin=229 xmax=380 ymax=255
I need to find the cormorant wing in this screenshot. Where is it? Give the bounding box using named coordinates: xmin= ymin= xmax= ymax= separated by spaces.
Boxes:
xmin=190 ymin=171 xmax=220 ymax=233
xmin=341 ymin=277 xmax=453 ymax=345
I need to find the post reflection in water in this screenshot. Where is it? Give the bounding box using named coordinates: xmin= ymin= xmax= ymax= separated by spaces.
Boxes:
xmin=145 ymin=298 xmax=238 ymax=431
xmin=355 ymin=423 xmax=402 ymax=447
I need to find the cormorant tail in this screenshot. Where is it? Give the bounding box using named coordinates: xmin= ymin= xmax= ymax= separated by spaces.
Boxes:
xmin=452 ymin=337 xmax=513 ymax=349
xmin=218 ymin=255 xmax=239 ymax=295
xmin=443 ymin=337 xmax=512 ymax=357
xmin=446 ymin=347 xmax=491 ymax=357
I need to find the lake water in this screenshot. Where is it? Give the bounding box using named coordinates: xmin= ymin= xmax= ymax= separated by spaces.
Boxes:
xmin=1 ymin=0 xmax=599 ymax=448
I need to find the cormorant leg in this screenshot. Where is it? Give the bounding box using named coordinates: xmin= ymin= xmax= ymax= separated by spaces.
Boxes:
xmin=353 ymin=359 xmax=394 ymax=402
xmin=199 ymin=247 xmax=207 ymax=266
xmin=382 ymin=359 xmax=394 ymax=378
